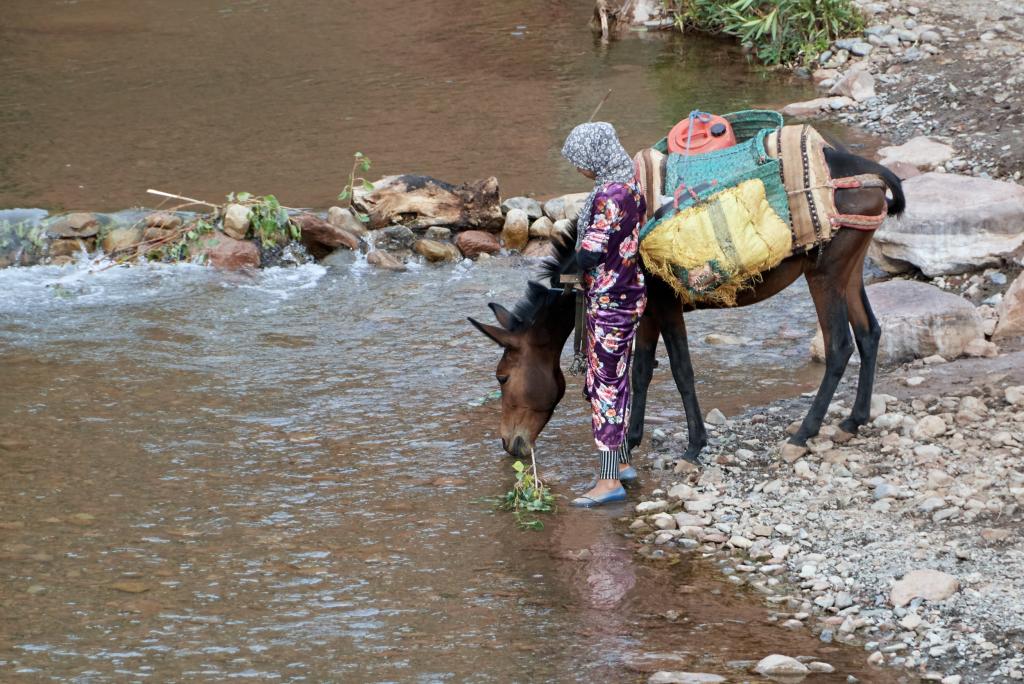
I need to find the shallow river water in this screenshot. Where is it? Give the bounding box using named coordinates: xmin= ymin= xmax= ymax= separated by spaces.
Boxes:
xmin=0 ymin=1 xmax=904 ymax=681
xmin=0 ymin=255 xmax=907 ymax=682
xmin=0 ymin=0 xmax=838 ymax=211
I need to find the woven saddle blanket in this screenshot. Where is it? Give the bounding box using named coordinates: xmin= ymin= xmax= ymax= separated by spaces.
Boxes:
xmin=634 ymin=123 xmax=887 ymax=304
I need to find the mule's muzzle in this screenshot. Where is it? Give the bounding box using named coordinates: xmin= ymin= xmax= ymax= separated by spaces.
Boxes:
xmin=507 ymin=435 xmax=532 ymax=460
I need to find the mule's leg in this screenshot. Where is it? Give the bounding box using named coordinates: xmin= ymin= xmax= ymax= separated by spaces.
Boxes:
xmin=627 ymin=312 xmax=660 ymax=452
xmin=655 ymin=295 xmax=708 ymax=463
xmin=840 ymin=278 xmax=881 ymax=434
xmin=791 ymin=267 xmax=855 ymax=446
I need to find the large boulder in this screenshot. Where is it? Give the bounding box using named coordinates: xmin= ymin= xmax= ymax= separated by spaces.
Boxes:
xmin=995 ymin=272 xmax=1024 ymax=339
xmin=522 ymin=239 xmax=557 ymax=259
xmin=870 ymin=173 xmax=1024 ymax=276
xmin=877 ymin=136 xmax=955 ymax=171
xmin=196 ymin=233 xmax=260 ymax=270
xmin=353 ymin=175 xmax=503 ymax=231
xmin=455 ymin=230 xmax=500 ymax=259
xmin=811 ymin=280 xmax=984 ymax=363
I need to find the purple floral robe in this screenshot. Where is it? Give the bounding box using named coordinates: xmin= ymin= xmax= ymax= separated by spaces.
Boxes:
xmin=579 ymin=180 xmax=647 ymax=451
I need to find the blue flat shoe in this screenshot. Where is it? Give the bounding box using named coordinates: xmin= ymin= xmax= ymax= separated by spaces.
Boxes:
xmin=585 ymin=466 xmax=638 ymax=489
xmin=571 ymin=485 xmax=627 ymax=508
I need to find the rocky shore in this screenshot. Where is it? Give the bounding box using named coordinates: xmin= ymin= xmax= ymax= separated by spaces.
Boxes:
xmin=627 ymin=349 xmax=1024 ymax=683
xmin=781 ymin=0 xmax=1024 ymax=182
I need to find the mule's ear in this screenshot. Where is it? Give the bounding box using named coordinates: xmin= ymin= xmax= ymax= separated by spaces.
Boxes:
xmin=468 ymin=317 xmax=517 ymax=348
xmin=527 ymin=280 xmax=565 ymax=307
xmin=488 ymin=302 xmax=521 ymax=330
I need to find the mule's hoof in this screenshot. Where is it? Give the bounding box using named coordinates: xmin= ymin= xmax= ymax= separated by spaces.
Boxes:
xmin=779 ymin=442 xmax=809 ymax=463
xmin=833 ymin=428 xmax=855 ymax=444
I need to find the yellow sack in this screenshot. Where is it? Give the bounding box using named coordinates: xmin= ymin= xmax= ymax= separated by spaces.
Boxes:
xmin=639 ymin=179 xmax=792 ymax=306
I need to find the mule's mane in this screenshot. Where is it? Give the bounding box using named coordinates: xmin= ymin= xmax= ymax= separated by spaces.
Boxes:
xmin=506 ymin=224 xmax=580 ymax=331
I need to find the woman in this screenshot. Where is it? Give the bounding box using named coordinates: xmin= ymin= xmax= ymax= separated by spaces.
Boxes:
xmin=561 ymin=122 xmax=647 ymax=508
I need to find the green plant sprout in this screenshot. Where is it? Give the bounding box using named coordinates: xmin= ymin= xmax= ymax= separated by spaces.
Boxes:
xmin=337 ymin=152 xmax=374 ymax=223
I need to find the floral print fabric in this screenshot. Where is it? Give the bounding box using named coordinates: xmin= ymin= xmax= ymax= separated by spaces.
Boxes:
xmin=581 ymin=180 xmax=647 ymax=451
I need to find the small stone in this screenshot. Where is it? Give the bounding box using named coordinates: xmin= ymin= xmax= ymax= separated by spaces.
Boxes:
xmin=366 ymin=250 xmax=407 ymax=272
xmin=728 ymin=535 xmax=753 ymax=549
xmin=110 ymin=580 xmax=151 ymax=594
xmin=26 ymin=585 xmax=46 ymax=595
xmin=1005 ymin=386 xmax=1024 ymax=406
xmin=780 ymin=442 xmax=808 ymax=463
xmin=705 ymin=408 xmax=727 ymax=426
xmin=913 ymin=415 xmax=946 ymax=440
xmin=528 ymin=216 xmax=555 ymax=240
xmin=668 ymin=484 xmax=695 ymax=501
xmin=647 ymin=673 xmax=725 ymax=684
xmin=500 ymin=209 xmax=530 ymax=251
xmin=754 ymin=655 xmax=809 ymax=677
xmin=906 ymin=376 xmax=925 ymax=387
xmin=222 ymin=203 xmax=251 ymax=240
xmin=501 ymin=196 xmax=543 ymax=220
xmin=868 ymin=652 xmax=884 ymax=666
xmin=900 ymin=613 xmax=922 ymax=630
xmin=808 ymin=662 xmax=835 ymax=673
xmin=636 ymin=500 xmax=669 ymax=515
xmin=424 ymin=226 xmax=451 ymax=241
xmin=964 ymin=339 xmax=998 ymax=358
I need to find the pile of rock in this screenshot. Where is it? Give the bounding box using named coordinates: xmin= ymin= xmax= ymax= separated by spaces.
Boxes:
xmin=0 ymin=176 xmax=588 ymax=272
xmin=630 ymin=356 xmax=1024 ymax=681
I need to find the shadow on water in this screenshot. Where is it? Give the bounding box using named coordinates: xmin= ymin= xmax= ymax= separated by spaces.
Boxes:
xmin=0 ymin=258 xmax=910 ymax=682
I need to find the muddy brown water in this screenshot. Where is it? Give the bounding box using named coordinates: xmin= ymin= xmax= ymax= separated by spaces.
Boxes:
xmin=0 ymin=0 xmax=885 ymax=212
xmin=0 ymin=256 xmax=910 ymax=682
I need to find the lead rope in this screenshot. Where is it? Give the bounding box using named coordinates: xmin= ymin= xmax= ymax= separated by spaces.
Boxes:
xmin=567 ymin=283 xmax=587 ymax=376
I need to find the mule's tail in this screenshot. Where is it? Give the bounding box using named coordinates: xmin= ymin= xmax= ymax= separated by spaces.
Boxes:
xmin=878 ymin=164 xmax=906 ymax=217
xmin=824 ymin=147 xmax=906 ymax=217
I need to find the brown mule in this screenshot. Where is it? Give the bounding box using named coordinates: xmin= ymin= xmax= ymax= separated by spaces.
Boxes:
xmin=470 ymin=146 xmax=905 ymax=464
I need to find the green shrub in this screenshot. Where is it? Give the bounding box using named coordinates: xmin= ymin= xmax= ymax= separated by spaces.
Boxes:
xmin=668 ymin=0 xmax=866 ymax=66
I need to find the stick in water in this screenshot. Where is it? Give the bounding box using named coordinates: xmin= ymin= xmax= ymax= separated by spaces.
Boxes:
xmin=146 ymin=189 xmax=219 ymax=209
xmin=588 ymin=89 xmax=613 ymax=122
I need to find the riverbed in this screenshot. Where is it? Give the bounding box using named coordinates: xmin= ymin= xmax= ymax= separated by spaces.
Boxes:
xmin=0 ymin=255 xmax=912 ymax=682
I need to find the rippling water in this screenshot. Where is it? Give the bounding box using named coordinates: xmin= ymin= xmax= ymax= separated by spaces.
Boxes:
xmin=0 ymin=256 xmax=909 ymax=682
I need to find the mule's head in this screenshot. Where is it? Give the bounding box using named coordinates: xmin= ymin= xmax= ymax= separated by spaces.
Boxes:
xmin=469 ymin=281 xmax=575 ymax=460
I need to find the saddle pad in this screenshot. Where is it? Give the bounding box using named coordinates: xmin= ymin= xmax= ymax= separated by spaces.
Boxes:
xmin=638 ymin=178 xmax=792 ymax=306
xmin=764 ymin=125 xmax=836 ymax=252
xmin=632 ymin=147 xmax=666 ymax=224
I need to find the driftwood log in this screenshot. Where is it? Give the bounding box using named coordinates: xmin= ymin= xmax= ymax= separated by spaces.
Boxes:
xmin=353 ymin=175 xmax=503 ymax=231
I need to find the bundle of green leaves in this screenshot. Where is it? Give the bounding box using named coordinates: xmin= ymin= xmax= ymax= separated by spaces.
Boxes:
xmin=500 ymin=460 xmax=556 ymax=530
xmin=669 ymin=0 xmax=866 ymax=66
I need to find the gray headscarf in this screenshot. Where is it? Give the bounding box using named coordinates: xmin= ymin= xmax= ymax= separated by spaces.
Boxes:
xmin=560 ymin=122 xmax=636 ymax=245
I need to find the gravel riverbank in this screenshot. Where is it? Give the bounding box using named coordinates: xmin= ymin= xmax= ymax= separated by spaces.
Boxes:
xmin=628 ymin=349 xmax=1024 ymax=683
xmin=803 ymin=0 xmax=1024 ymax=182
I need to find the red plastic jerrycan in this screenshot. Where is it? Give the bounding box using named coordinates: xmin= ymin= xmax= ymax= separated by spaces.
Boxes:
xmin=667 ymin=112 xmax=737 ymax=156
